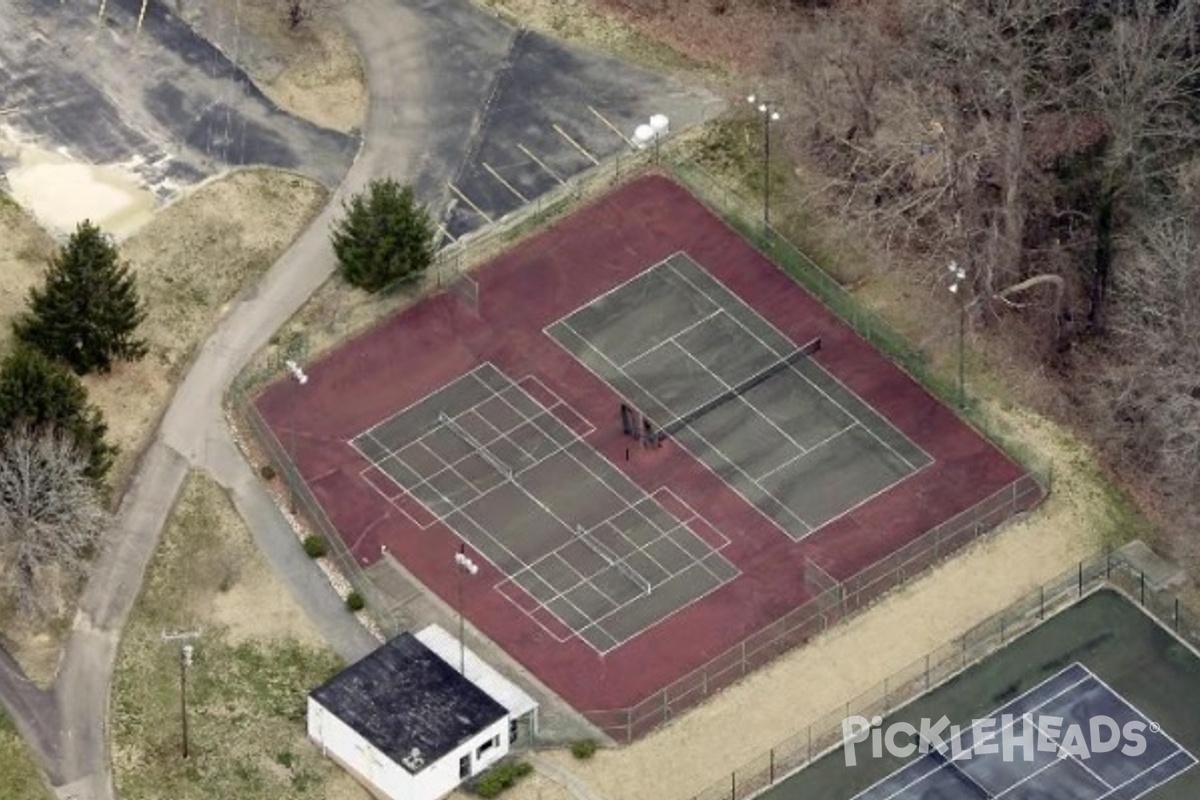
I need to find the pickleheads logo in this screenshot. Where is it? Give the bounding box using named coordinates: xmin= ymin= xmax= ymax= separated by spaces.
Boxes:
xmin=842 ymin=714 xmax=1156 ymax=766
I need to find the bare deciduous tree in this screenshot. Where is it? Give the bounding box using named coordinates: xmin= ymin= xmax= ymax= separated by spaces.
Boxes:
xmin=0 ymin=425 xmax=109 ymax=620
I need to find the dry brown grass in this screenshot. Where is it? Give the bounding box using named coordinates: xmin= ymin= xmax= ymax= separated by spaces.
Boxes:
xmin=83 ymin=169 xmax=327 ymax=486
xmin=0 ymin=196 xmax=56 ymax=352
xmin=111 ymin=472 xmax=369 ymax=800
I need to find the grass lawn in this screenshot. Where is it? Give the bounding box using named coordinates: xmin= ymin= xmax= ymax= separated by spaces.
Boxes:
xmin=111 ymin=472 xmax=370 ymax=800
xmin=0 ymin=711 xmax=51 ymax=800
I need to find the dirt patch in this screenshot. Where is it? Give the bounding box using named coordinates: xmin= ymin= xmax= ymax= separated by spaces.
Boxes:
xmin=84 ymin=169 xmax=327 ymax=484
xmin=185 ymin=0 xmax=367 ymax=134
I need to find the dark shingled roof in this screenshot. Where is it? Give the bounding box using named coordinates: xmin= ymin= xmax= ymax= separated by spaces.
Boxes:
xmin=310 ymin=633 xmax=507 ymax=773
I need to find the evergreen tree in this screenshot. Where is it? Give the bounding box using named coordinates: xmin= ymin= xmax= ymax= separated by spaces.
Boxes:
xmin=15 ymin=220 xmax=148 ymax=375
xmin=331 ymin=179 xmax=437 ymax=293
xmin=0 ymin=346 xmax=116 ymax=485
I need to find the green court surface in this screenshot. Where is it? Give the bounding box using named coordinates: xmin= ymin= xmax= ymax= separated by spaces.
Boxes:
xmin=762 ymin=589 xmax=1200 ymax=799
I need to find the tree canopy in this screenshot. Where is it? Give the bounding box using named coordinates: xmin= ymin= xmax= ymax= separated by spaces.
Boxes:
xmin=0 ymin=346 xmax=116 ymax=485
xmin=0 ymin=424 xmax=110 ymax=620
xmin=15 ymin=220 xmax=148 ymax=375
xmin=330 ymin=179 xmax=437 ymax=292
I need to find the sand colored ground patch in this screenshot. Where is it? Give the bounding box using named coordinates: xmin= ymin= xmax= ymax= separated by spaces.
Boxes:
xmin=2 ymin=144 xmax=158 ymax=241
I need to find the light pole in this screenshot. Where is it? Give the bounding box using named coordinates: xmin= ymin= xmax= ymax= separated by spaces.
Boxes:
xmin=948 ymin=262 xmax=968 ymax=409
xmin=747 ymin=94 xmax=781 ymax=228
xmin=454 ymin=546 xmax=479 ymax=675
xmin=180 ymin=644 xmax=194 ymax=759
xmin=284 ymin=359 xmax=308 ymax=513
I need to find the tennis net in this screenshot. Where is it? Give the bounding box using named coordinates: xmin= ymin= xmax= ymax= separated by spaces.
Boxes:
xmin=575 ymin=526 xmax=651 ymax=595
xmin=661 ymin=336 xmax=822 ymax=436
xmin=925 ymin=742 xmax=994 ymax=798
xmin=437 ymin=411 xmax=514 ymax=481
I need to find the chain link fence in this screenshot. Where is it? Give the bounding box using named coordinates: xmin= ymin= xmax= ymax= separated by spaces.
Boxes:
xmin=225 ymin=139 xmax=1057 ymax=745
xmin=683 ymin=546 xmax=1200 ymax=800
xmin=586 ymin=471 xmax=1044 ymax=743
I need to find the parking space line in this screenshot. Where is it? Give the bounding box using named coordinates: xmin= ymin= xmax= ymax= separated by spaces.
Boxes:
xmin=447 ymin=182 xmax=494 ymax=223
xmin=482 ymin=162 xmax=529 ymax=203
xmin=517 ymin=143 xmax=566 ymax=185
xmin=588 ymin=105 xmax=637 ymax=148
xmin=552 ymin=124 xmax=600 ymax=165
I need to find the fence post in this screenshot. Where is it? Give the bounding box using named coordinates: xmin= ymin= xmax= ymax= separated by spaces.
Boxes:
xmin=1175 ymin=598 xmax=1180 ymax=632
xmin=808 ymin=724 xmax=812 ymax=763
xmin=769 ymin=748 xmax=775 ymax=784
xmin=925 ymin=654 xmax=930 ymax=690
xmin=1078 ymin=562 xmax=1083 ymax=597
xmin=1141 ymin=571 xmax=1146 ymax=606
xmin=1040 ymin=585 xmax=1045 ymax=620
xmin=731 ymin=771 xmax=736 ymax=800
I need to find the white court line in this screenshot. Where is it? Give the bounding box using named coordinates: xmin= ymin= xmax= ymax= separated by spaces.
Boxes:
xmin=754 ymin=424 xmax=859 ymax=483
xmin=619 ymin=308 xmax=724 ymax=369
xmin=865 ymin=668 xmax=1095 ymax=800
xmin=666 ymin=256 xmax=936 ymax=470
xmin=551 ymin=254 xmax=934 ymax=541
xmin=545 ymin=318 xmax=811 ymax=537
xmin=1108 ymin=751 xmax=1197 ymax=800
xmin=674 ymin=341 xmax=813 ymax=457
xmin=351 ymin=366 xmax=492 ymax=445
xmin=651 ymin=487 xmax=733 ymax=550
xmin=848 ymin=662 xmax=1091 ymax=799
xmin=493 ymin=579 xmax=574 ymax=643
xmin=863 ymin=662 xmax=1194 ymax=800
xmin=1085 ymin=667 xmax=1198 ymax=765
xmin=542 ymin=250 xmax=690 ymax=328
xmin=351 ymin=360 xmax=738 ymax=655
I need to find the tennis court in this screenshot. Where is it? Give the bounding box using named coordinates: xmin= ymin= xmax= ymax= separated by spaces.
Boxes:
xmin=351 ymin=362 xmax=738 ymax=653
xmin=547 ymin=253 xmax=933 ymax=540
xmin=255 ymin=174 xmax=1039 ymax=737
xmin=760 ymin=590 xmax=1200 ymax=799
xmin=853 ymin=663 xmax=1195 ymax=799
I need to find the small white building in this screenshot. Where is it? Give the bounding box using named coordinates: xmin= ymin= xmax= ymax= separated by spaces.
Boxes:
xmin=308 ymin=624 xmax=539 ymax=800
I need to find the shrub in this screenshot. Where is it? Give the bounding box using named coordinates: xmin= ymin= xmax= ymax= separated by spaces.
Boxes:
xmin=570 ymin=738 xmax=598 ymax=759
xmin=302 ymin=535 xmax=327 ymax=558
xmin=472 ymin=760 xmax=533 ymax=798
xmin=345 ymin=591 xmax=365 ymax=612
xmin=260 ymin=463 xmax=277 ymax=481
xmin=330 ymin=178 xmax=436 ymax=293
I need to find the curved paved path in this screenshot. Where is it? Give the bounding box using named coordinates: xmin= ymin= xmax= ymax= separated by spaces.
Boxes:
xmin=0 ymin=1 xmax=708 ymax=798
xmin=1 ymin=1 xmax=432 ymax=797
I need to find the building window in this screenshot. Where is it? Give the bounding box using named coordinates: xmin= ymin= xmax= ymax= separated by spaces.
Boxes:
xmin=509 ymin=718 xmax=519 ymax=745
xmin=459 ymin=753 xmax=471 ymax=779
xmin=477 ymin=734 xmax=500 ymax=759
